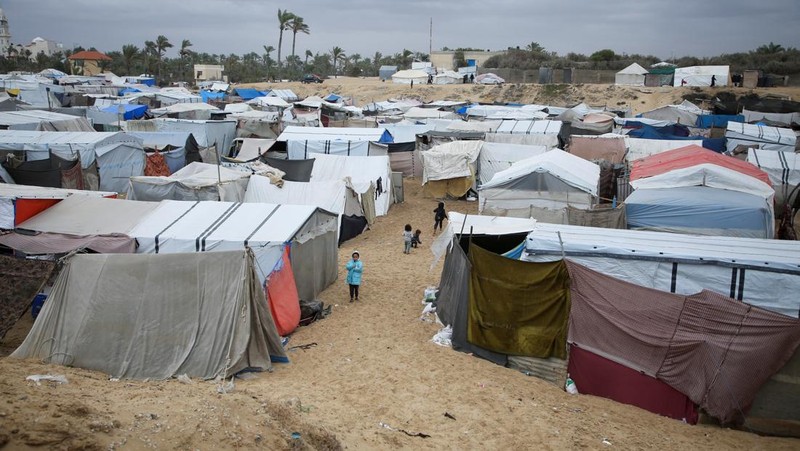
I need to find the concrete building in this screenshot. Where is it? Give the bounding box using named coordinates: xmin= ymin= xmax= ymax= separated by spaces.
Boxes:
xmin=194 ymin=64 xmax=226 ymax=83
xmin=67 ymin=50 xmax=111 ymax=76
xmin=0 ymin=7 xmax=10 ymax=54
xmin=430 ymin=50 xmax=506 ymax=72
xmin=24 ymin=37 xmax=63 ymax=59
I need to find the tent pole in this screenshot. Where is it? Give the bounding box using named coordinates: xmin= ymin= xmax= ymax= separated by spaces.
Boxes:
xmin=214 ymin=139 xmax=222 ymax=188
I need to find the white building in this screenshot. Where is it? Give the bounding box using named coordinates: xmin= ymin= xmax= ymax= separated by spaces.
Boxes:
xmin=25 ymin=37 xmax=63 ymax=59
xmin=0 ymin=8 xmax=10 ymax=53
xmin=194 ymin=64 xmax=226 ymax=83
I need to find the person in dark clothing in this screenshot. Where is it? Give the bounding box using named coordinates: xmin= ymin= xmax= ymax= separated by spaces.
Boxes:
xmin=463 ymin=74 xmax=468 ymax=84
xmin=470 ymin=73 xmax=475 ymax=83
xmin=411 ymin=229 xmax=422 ymax=248
xmin=433 ymin=202 xmax=448 ymax=234
xmin=710 ymin=75 xmax=716 ymax=87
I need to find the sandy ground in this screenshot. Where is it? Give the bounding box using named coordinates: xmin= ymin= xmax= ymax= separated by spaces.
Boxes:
xmin=1 ymin=81 xmax=800 ymax=449
xmin=241 ymin=76 xmax=800 ymax=116
xmin=1 ymin=178 xmax=799 ymax=450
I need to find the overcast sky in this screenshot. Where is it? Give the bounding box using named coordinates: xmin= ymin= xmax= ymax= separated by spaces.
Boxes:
xmin=4 ymin=0 xmax=799 ymax=60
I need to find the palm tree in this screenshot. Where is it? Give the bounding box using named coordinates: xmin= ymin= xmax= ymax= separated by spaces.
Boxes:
xmin=756 ymin=42 xmax=785 ymax=54
xmin=179 ymin=39 xmax=193 ymax=81
xmin=143 ymin=40 xmax=157 ymax=75
xmin=121 ymin=44 xmax=140 ymax=75
xmin=289 ymin=15 xmax=310 ymax=66
xmin=304 ymin=49 xmax=313 ymax=67
xmin=330 ymin=46 xmax=346 ymax=78
xmin=276 ymin=9 xmax=295 ymax=75
xmin=154 ymin=35 xmax=173 ymax=83
xmin=373 ymin=51 xmax=383 ymax=73
xmin=263 ymin=45 xmax=275 ymax=80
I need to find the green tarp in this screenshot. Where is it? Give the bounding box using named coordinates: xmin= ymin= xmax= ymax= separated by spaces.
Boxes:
xmin=467 ymin=243 xmax=570 ymax=358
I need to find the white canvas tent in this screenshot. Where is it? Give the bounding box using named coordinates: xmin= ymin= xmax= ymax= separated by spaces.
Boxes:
xmin=637 ymin=100 xmax=705 ymax=125
xmin=278 ymin=126 xmax=392 ymax=159
xmin=477 ymin=142 xmax=548 ymax=185
xmin=126 ymin=118 xmax=237 ymax=160
xmin=522 ymin=222 xmax=800 ymax=317
xmin=0 ymin=110 xmax=94 ymax=131
xmin=747 ymin=149 xmax=800 ymax=205
xmin=484 ymin=120 xmax=562 ymax=148
xmin=391 ymin=69 xmax=429 ymax=85
xmin=11 ymin=250 xmax=287 ymax=379
xmin=433 ymin=71 xmax=461 ymax=84
xmin=127 ymin=131 xmax=199 ymax=174
xmin=131 ymin=200 xmax=338 ymax=301
xmin=0 ymin=130 xmax=145 ymax=193
xmin=624 ymin=136 xmax=704 ymax=162
xmin=725 ymin=122 xmax=796 ymax=154
xmin=478 ymin=149 xmax=599 ymax=221
xmin=15 ymin=195 xmax=157 ymax=236
xmin=127 ymin=162 xmax=252 ymax=202
xmin=615 ymin=63 xmax=648 ymax=86
xmin=0 ymin=184 xmax=116 ymax=230
xmin=421 ymin=140 xmax=483 ymax=184
xmin=151 ymin=102 xmax=221 ymax=120
xmin=309 ymin=153 xmax=393 ymax=219
xmin=673 ymin=65 xmax=730 ymax=87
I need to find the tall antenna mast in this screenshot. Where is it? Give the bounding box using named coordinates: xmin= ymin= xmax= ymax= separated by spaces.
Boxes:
xmin=429 ymin=18 xmax=432 ymax=56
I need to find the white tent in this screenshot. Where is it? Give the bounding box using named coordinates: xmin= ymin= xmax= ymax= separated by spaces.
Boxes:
xmin=615 ymin=63 xmax=648 ymax=86
xmin=278 ymin=126 xmax=392 ymax=159
xmin=673 ymin=65 xmax=730 ymax=87
xmin=477 ymin=142 xmax=548 ymax=185
xmin=151 ymin=102 xmax=221 ymax=120
xmin=127 ymin=131 xmax=199 ymax=174
xmin=0 ymin=110 xmax=94 ymax=131
xmin=403 ymin=107 xmax=459 ymax=120
xmin=522 ymin=222 xmax=800 ymax=317
xmin=478 ymin=149 xmax=599 ymax=221
xmin=725 ymin=122 xmax=796 ymax=153
xmin=430 ymin=211 xmax=539 ymax=265
xmin=309 ymin=153 xmax=393 ymax=218
xmin=131 ymin=200 xmax=338 ymax=301
xmin=391 ymin=69 xmax=429 ymax=85
xmin=15 ymin=195 xmax=158 ymax=236
xmin=247 ymin=96 xmax=291 ymax=108
xmin=126 ymin=118 xmax=237 ymax=159
xmin=484 ymin=120 xmax=562 ymax=148
xmin=127 ymin=162 xmax=252 ymax=202
xmin=0 ymin=130 xmax=145 ymax=193
xmin=0 ymin=184 xmax=116 ymax=230
xmin=421 ymin=140 xmax=483 ymax=184
xmin=624 ymin=136 xmax=704 ymax=162
xmin=747 ymin=149 xmax=800 ymax=204
xmin=11 ymin=250 xmax=286 ymax=380
xmin=638 ymin=100 xmax=705 ymax=125
xmin=433 ymin=71 xmax=461 ymax=84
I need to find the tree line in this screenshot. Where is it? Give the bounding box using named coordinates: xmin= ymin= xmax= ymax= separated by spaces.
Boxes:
xmin=483 ymin=42 xmax=800 ymax=75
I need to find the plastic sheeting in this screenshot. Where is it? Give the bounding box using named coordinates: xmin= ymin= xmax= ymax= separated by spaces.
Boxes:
xmin=11 ymin=250 xmax=287 ymax=379
xmin=478 ymin=142 xmax=548 ymax=185
xmin=264 ymin=157 xmax=314 ymax=182
xmin=16 ymin=195 xmax=157 ymax=236
xmin=625 ymin=137 xmax=704 ymax=162
xmin=568 ymin=135 xmax=626 ymax=164
xmin=310 ymin=153 xmax=393 ymax=217
xmin=522 ymin=222 xmax=800 ymax=317
xmin=421 ymin=140 xmax=483 ymax=184
xmin=127 ymin=162 xmax=251 ymax=202
xmin=747 ymin=149 xmax=800 ymax=205
xmin=725 ymin=122 xmax=796 ymax=154
xmin=0 ymin=184 xmax=116 ymax=229
xmin=625 ymin=186 xmax=774 ymax=239
xmin=127 ymin=119 xmax=237 ymax=159
xmin=673 ymin=66 xmax=730 ymax=87
xmin=484 ymin=132 xmax=560 ymax=149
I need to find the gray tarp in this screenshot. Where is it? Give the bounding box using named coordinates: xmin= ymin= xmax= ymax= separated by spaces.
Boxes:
xmin=12 ymin=250 xmax=287 ymax=379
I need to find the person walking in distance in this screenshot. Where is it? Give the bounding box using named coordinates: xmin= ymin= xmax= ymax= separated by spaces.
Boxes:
xmin=346 ymin=251 xmax=363 ymax=302
xmin=433 ymin=202 xmax=448 ymax=234
xmin=403 ymin=224 xmax=414 ymax=254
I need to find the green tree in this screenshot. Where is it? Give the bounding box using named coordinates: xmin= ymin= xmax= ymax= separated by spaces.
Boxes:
xmin=288 ymin=15 xmax=310 ymax=65
xmin=590 ymin=49 xmax=616 ymax=62
xmin=179 ymin=39 xmax=193 ymax=81
xmin=453 ymin=49 xmax=466 ymax=69
xmin=330 ymin=46 xmax=345 ymax=78
xmin=756 ymin=42 xmax=785 ymax=54
xmin=154 ymin=35 xmax=173 ymax=82
xmin=304 ymin=49 xmax=313 ymax=68
xmin=263 ymin=45 xmax=275 ymax=80
xmin=121 ymin=44 xmax=140 ymax=75
xmin=276 ymin=9 xmax=295 ymax=75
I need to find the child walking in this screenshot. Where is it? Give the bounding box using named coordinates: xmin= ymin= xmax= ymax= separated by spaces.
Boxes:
xmin=411 ymin=229 xmax=422 ymax=248
xmin=345 ymin=251 xmax=363 ymax=302
xmin=433 ymin=202 xmax=448 ymax=234
xmin=403 ymin=224 xmax=413 ymax=254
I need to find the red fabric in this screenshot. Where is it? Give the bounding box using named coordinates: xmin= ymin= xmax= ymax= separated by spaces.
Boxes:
xmin=568 ymin=344 xmax=699 ymax=424
xmin=266 ymin=247 xmax=301 ymax=336
xmin=630 ymin=145 xmax=771 ymax=186
xmin=14 ymin=199 xmax=60 ymax=226
xmin=144 ymin=151 xmax=171 ymax=176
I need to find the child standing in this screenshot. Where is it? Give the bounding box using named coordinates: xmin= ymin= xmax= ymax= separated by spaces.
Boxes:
xmin=433 ymin=202 xmax=448 ymax=234
xmin=345 ymin=251 xmax=363 ymax=302
xmin=403 ymin=224 xmax=413 ymax=254
xmin=411 ymin=229 xmax=422 ymax=248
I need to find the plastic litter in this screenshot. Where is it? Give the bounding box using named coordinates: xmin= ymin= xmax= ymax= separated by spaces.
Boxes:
xmin=422 ymin=287 xmax=438 ymax=303
xmin=431 ymin=325 xmax=452 ymax=347
xmin=216 ymin=377 xmax=235 ymax=394
xmin=177 ymin=374 xmax=193 ymax=384
xmin=26 ymin=374 xmax=68 ymax=385
xmin=565 ymin=374 xmax=579 ymax=395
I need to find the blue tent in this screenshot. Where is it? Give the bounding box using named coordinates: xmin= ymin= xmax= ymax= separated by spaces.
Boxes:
xmin=234 ymin=88 xmax=266 ymax=101
xmin=378 ymin=129 xmax=394 ymax=144
xmin=628 ymin=124 xmax=725 ymax=153
xmin=101 ymin=104 xmax=148 ymax=120
xmin=695 ymin=115 xmax=744 ymax=129
xmin=200 ymin=91 xmax=226 ymax=102
xmin=626 ymin=186 xmax=772 ymax=239
xmin=324 ymin=93 xmax=341 ymax=102
xmin=119 ymin=87 xmax=141 ymax=96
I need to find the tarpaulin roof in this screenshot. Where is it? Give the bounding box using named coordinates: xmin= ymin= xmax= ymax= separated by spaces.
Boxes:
xmin=101 ymin=103 xmax=148 ymax=120
xmin=16 ymin=195 xmax=158 ymax=236
xmin=494 ymin=119 xmax=562 ymax=135
xmin=481 ymin=148 xmax=599 ymax=196
xmin=747 ymin=148 xmax=800 ymax=188
xmin=277 ymin=125 xmax=392 ymax=143
xmin=725 ymin=122 xmax=797 ymax=153
xmin=631 ymin=145 xmax=771 ymax=186
xmin=234 ymin=88 xmax=266 ymax=100
xmin=568 ymin=135 xmax=626 ymax=164
xmin=11 ymin=250 xmax=287 ymax=379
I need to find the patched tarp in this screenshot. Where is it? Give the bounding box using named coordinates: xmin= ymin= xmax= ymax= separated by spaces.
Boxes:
xmin=0 ymin=255 xmax=54 ymax=339
xmin=468 ymin=243 xmax=570 ymax=359
xmin=12 ymin=250 xmax=287 ymax=380
xmin=566 ymin=205 xmax=626 ymax=229
xmin=566 ymin=260 xmax=800 ymax=424
xmin=568 ymin=136 xmax=626 ymax=164
xmin=264 ymin=156 xmax=314 ymax=182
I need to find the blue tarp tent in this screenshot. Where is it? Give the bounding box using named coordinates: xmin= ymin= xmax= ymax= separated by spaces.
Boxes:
xmin=234 ymin=88 xmax=266 ymax=101
xmin=324 ymin=93 xmax=341 ymax=102
xmin=101 ymin=104 xmax=148 ymax=120
xmin=626 ymin=186 xmax=773 ymax=239
xmin=628 ymin=124 xmax=725 ymax=153
xmin=119 ymin=87 xmax=141 ymax=96
xmin=696 ymin=115 xmax=744 ymax=129
xmin=200 ymin=91 xmax=226 ymax=102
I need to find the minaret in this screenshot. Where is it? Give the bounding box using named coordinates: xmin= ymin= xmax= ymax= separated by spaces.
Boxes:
xmin=0 ymin=7 xmax=10 ymax=54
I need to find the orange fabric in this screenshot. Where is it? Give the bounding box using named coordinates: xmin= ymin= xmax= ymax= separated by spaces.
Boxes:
xmin=266 ymin=247 xmax=301 ymax=336
xmin=15 ymin=199 xmax=60 ymax=226
xmin=144 ymin=151 xmax=171 ymax=176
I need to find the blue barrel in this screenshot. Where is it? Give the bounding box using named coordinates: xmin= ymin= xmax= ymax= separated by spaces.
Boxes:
xmin=31 ymin=294 xmax=47 ymax=319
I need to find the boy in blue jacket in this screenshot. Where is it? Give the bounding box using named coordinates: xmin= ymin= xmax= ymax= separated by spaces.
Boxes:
xmin=346 ymin=251 xmax=363 ymax=302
